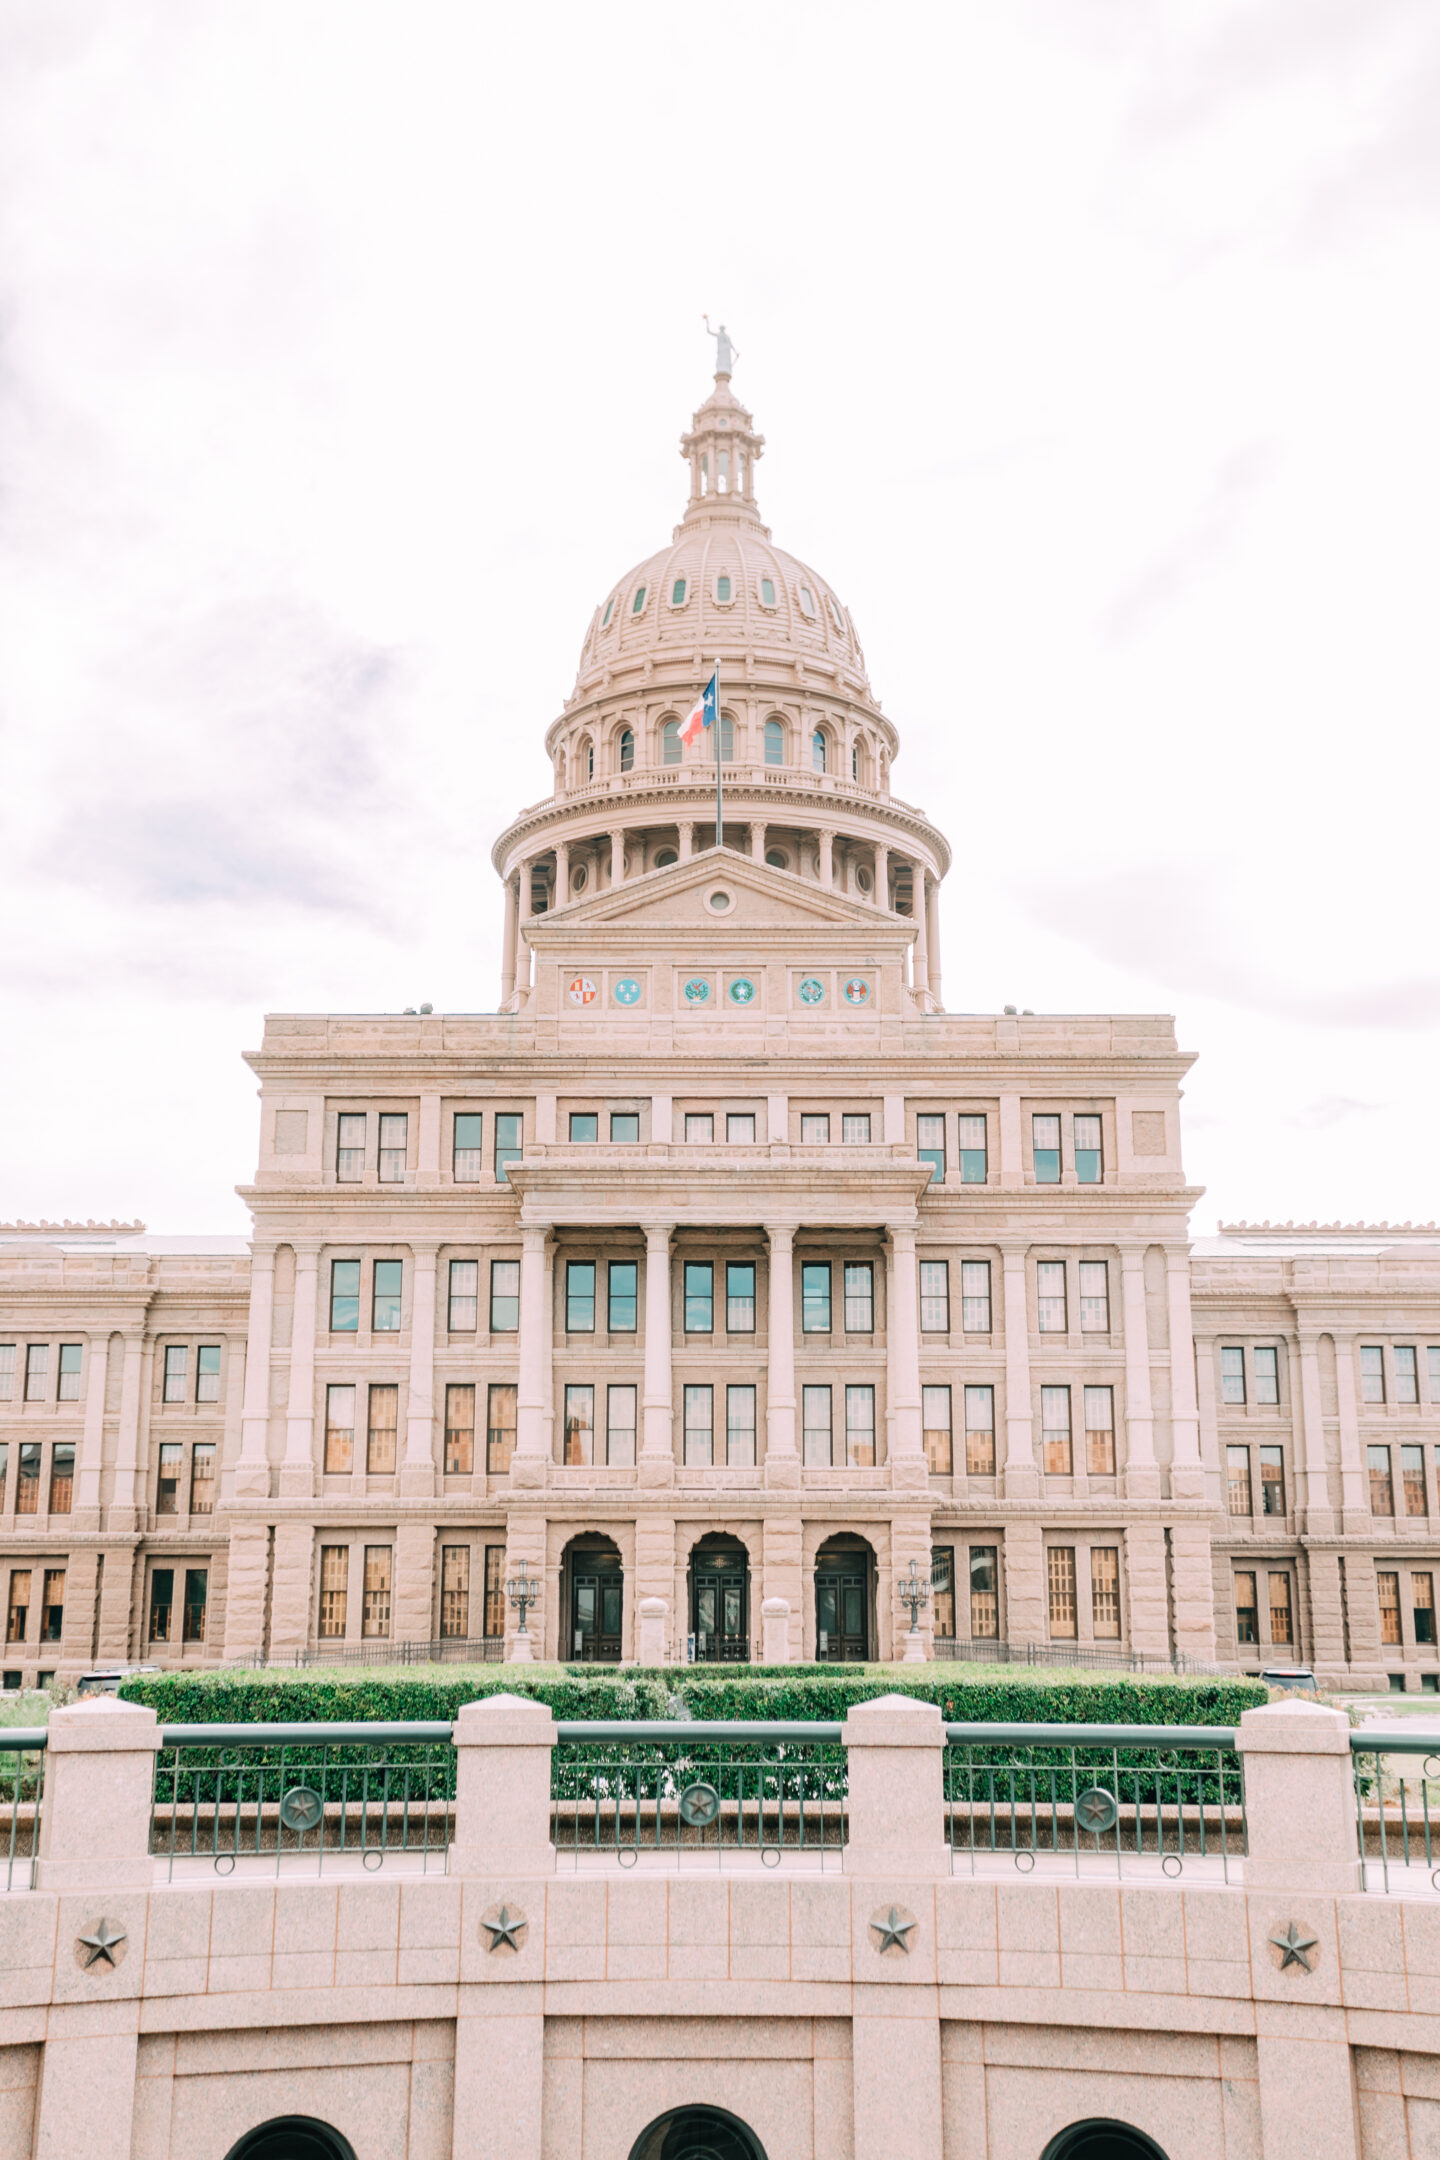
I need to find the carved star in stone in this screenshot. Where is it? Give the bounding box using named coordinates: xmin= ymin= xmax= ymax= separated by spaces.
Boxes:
xmin=483 ymin=1905 xmax=526 ymax=1953
xmin=870 ymin=1907 xmax=915 ymax=1954
xmin=77 ymin=1919 xmax=127 ymax=1970
xmin=1269 ymin=1922 xmax=1319 ymax=1974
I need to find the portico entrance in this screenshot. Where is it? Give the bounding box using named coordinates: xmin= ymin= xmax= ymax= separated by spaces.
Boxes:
xmin=688 ymin=1535 xmax=751 ymax=1662
xmin=564 ymin=1536 xmax=624 ymax=1662
xmin=814 ymin=1535 xmax=874 ymax=1661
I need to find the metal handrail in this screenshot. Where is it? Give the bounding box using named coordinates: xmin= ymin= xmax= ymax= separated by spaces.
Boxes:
xmin=0 ymin=1732 xmax=47 ymax=1751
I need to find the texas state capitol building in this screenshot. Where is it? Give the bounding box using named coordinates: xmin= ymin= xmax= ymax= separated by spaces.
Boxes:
xmin=5 ymin=353 xmax=1440 ymax=1692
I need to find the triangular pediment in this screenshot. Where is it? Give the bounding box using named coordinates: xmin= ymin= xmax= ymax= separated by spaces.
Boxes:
xmin=528 ymin=847 xmax=909 ymax=939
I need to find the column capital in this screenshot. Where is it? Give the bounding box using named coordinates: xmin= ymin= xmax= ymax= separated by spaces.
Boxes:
xmin=765 ymin=1223 xmax=797 ymax=1250
xmin=886 ymin=1223 xmax=917 ymax=1251
xmin=641 ymin=1220 xmax=676 ymax=1246
xmin=289 ymin=1236 xmax=324 ymax=1261
xmin=520 ymin=1224 xmax=551 ymax=1253
xmin=408 ymin=1237 xmax=443 ymax=1261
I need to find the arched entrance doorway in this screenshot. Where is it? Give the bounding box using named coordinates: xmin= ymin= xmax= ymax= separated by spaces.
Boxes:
xmin=561 ymin=1534 xmax=623 ymax=1661
xmin=224 ymin=2121 xmax=357 ymax=2160
xmin=1041 ymin=2121 xmax=1171 ymax=2160
xmin=813 ymin=1535 xmax=874 ymax=1661
xmin=689 ymin=1534 xmax=751 ymax=1662
xmin=628 ymin=2105 xmax=768 ymax=2160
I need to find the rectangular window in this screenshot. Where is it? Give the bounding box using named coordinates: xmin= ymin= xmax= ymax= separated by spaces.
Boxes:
xmin=490 ymin=1259 xmax=520 ymax=1331
xmin=0 ymin=1346 xmax=13 ymax=1400
xmin=182 ymin=1568 xmax=207 ymax=1644
xmin=483 ymin=1545 xmax=505 ymax=1638
xmin=1234 ymin=1571 xmax=1258 ymax=1645
xmin=156 ymin=1441 xmax=182 ymax=1515
xmin=802 ymin=1384 xmax=833 ymax=1466
xmin=149 ymin=1567 xmax=174 ymax=1644
xmin=494 ymin=1111 xmax=523 ymax=1181
xmin=1259 ymin=1445 xmax=1285 ymax=1516
xmin=367 ymin=1384 xmax=399 ymax=1474
xmin=683 ymin=1383 xmax=714 ymax=1466
xmin=1403 ymin=1444 xmax=1428 ymax=1516
xmin=1073 ymin=1113 xmax=1103 ymax=1184
xmin=1041 ymin=1386 xmax=1073 ymax=1474
xmin=1091 ymin=1547 xmax=1121 ymax=1639
xmin=684 ymin=1112 xmax=715 ymax=1142
xmin=1414 ymin=1571 xmax=1436 ymax=1646
xmin=1431 ymin=1346 xmax=1440 ymax=1401
xmin=319 ymin=1546 xmax=349 ymax=1638
xmin=726 ymin=1112 xmax=756 ymax=1143
xmin=917 ymin=1113 xmax=946 ymax=1181
xmin=378 ymin=1112 xmax=408 ymax=1181
xmin=372 ymin=1259 xmax=403 ymax=1332
xmin=845 ymin=1384 xmax=876 ymax=1467
xmin=446 ymin=1258 xmax=478 ymax=1333
xmin=1032 ymin=1113 xmax=1061 ymax=1183
xmin=1252 ymin=1345 xmax=1280 ymax=1405
xmin=608 ymin=1261 xmax=638 ymax=1332
xmin=1369 ymin=1443 xmax=1394 ymax=1516
xmin=970 ymin=1546 xmax=999 ymax=1638
xmin=1226 ymin=1445 xmax=1252 ymax=1516
xmin=1361 ymin=1346 xmax=1386 ymax=1404
xmin=330 ymin=1259 xmax=361 ymax=1332
xmin=726 ymin=1383 xmax=757 ymax=1466
xmin=16 ymin=1444 xmax=40 ymax=1515
xmin=487 ymin=1383 xmax=516 ymax=1474
xmin=324 ymin=1384 xmax=356 ymax=1473
xmin=1078 ymin=1262 xmax=1109 ymax=1332
xmin=1395 ymin=1345 xmax=1419 ymax=1404
xmin=842 ymin=1113 xmax=871 ymax=1144
xmin=191 ymin=1442 xmax=216 ymax=1514
xmin=958 ymin=1114 xmax=987 ymax=1183
xmin=569 ymin=1111 xmax=599 ymax=1143
xmin=964 ymin=1386 xmax=996 ymax=1475
xmin=441 ymin=1546 xmax=470 ymax=1639
xmin=684 ymin=1261 xmax=714 ymax=1332
xmin=1268 ymin=1571 xmax=1293 ymax=1646
xmin=0 ymin=1443 xmax=7 ymax=1509
xmin=800 ymin=1113 xmax=830 ymax=1144
xmin=726 ymin=1262 xmax=756 ymax=1332
xmin=1220 ymin=1347 xmax=1246 ymax=1404
xmin=196 ymin=1344 xmax=221 ymax=1402
xmin=844 ymin=1263 xmax=874 ymax=1332
xmin=931 ymin=1546 xmax=955 ymax=1638
xmin=56 ymin=1342 xmax=82 ymax=1402
xmin=163 ymin=1345 xmax=188 ymax=1403
xmin=566 ymin=1260 xmax=596 ymax=1332
xmin=22 ymin=1344 xmax=49 ymax=1403
xmin=801 ymin=1264 xmax=831 ymax=1333
xmin=611 ymin=1111 xmax=641 ymax=1142
xmin=1037 ymin=1261 xmax=1067 ymax=1333
xmin=444 ymin=1384 xmax=475 ymax=1475
xmin=1378 ymin=1570 xmax=1402 ymax=1646
xmin=563 ymin=1383 xmax=595 ymax=1466
xmin=362 ymin=1547 xmax=392 ymax=1638
xmin=47 ymin=1442 xmax=74 ymax=1515
xmin=1084 ymin=1386 xmax=1116 ymax=1475
xmin=607 ymin=1383 xmax=637 ymax=1466
xmin=336 ymin=1111 xmax=366 ymax=1182
xmin=4 ymin=1571 xmax=28 ymax=1644
xmin=923 ymin=1385 xmax=952 ymax=1474
xmin=920 ymin=1260 xmax=950 ymax=1333
xmin=41 ymin=1567 xmax=65 ymax=1643
xmin=453 ymin=1112 xmax=484 ymax=1181
xmin=960 ymin=1259 xmax=992 ymax=1332
xmin=1047 ymin=1547 xmax=1077 ymax=1637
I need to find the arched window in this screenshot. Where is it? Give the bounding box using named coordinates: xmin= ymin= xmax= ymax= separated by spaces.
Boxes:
xmin=671 ymin=578 xmax=687 ymax=606
xmin=812 ymin=728 xmax=828 ymax=774
xmin=1041 ymin=2123 xmax=1171 ymax=2160
xmin=225 ymin=2120 xmax=358 ymax=2160
xmin=851 ymin=739 xmax=861 ymax=781
xmin=601 ymin=597 xmax=615 ymax=629
xmin=618 ymin=728 xmax=634 ymax=772
xmin=629 ymin=2106 xmax=768 ymax=2160
xmin=662 ymin=719 xmax=681 ymax=766
xmin=584 ymin=738 xmax=595 ymax=781
xmin=759 ymin=577 xmax=776 ymax=608
xmin=631 ymin=584 xmax=647 ymax=614
xmin=719 ymin=714 xmax=735 ymax=760
xmin=716 ymin=573 xmax=732 ymax=603
xmin=655 ymin=848 xmax=678 ymax=867
xmin=764 ymin=718 xmax=785 ymax=765
xmin=798 ymin=584 xmax=816 ymax=617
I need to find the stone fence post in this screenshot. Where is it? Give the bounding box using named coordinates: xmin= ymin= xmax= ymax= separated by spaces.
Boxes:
xmin=450 ymin=1691 xmax=556 ymax=1877
xmin=841 ymin=1690 xmax=949 ymax=1878
xmin=36 ymin=1695 xmax=162 ymax=1890
xmin=1235 ymin=1698 xmax=1361 ymax=1893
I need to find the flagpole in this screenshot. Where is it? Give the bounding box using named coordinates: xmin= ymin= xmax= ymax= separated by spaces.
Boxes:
xmin=714 ymin=655 xmax=722 ymax=851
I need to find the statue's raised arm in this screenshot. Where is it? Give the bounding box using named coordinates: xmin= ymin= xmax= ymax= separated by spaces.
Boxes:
xmin=703 ymin=315 xmax=738 ymax=376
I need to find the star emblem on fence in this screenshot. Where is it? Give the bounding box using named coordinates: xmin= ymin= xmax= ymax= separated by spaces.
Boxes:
xmin=1269 ymin=1922 xmax=1319 ymax=1974
xmin=482 ymin=1904 xmax=527 ymax=1953
xmin=77 ymin=1919 xmax=127 ymax=1970
xmin=870 ymin=1906 xmax=916 ymax=1954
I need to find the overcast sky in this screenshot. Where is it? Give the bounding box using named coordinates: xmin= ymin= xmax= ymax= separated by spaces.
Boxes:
xmin=2 ymin=0 xmax=1438 ymax=1237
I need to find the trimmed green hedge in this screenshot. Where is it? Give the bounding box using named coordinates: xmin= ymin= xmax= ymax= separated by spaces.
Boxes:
xmin=121 ymin=1664 xmax=1263 ymax=1728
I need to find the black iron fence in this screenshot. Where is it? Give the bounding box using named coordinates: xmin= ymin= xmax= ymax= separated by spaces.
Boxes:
xmin=1351 ymin=1731 xmax=1440 ymax=1892
xmin=0 ymin=1732 xmax=46 ymax=1891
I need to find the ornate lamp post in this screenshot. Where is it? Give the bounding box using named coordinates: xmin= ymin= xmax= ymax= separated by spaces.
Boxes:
xmin=506 ymin=1560 xmax=541 ymax=1663
xmin=898 ymin=1557 xmax=931 ymax=1664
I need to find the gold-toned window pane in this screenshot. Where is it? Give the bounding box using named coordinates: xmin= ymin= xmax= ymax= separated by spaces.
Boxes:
xmin=1084 ymin=1387 xmax=1114 ymax=1475
xmin=969 ymin=1546 xmax=999 ymax=1639
xmin=1047 ymin=1546 xmax=1077 ymax=1638
xmin=190 ymin=1442 xmax=216 ymax=1514
xmin=1268 ymin=1571 xmax=1293 ymax=1645
xmin=6 ymin=1570 xmax=30 ymax=1644
xmin=440 ymin=1545 xmax=470 ymax=1639
xmin=1235 ymin=1571 xmax=1258 ymax=1645
xmin=324 ymin=1384 xmax=356 ymax=1474
xmin=156 ymin=1441 xmax=182 ymax=1516
xmin=319 ymin=1545 xmax=349 ymax=1638
xmin=1091 ymin=1546 xmax=1121 ymax=1639
xmin=931 ymin=1546 xmax=955 ymax=1639
xmin=1378 ymin=1569 xmax=1402 ymax=1646
xmin=367 ymin=1384 xmax=399 ymax=1474
xmin=1369 ymin=1445 xmax=1394 ymax=1516
xmin=922 ymin=1386 xmax=952 ymax=1475
xmin=483 ymin=1545 xmax=506 ymax=1639
xmin=362 ymin=1545 xmax=392 ymax=1638
xmin=964 ymin=1387 xmax=995 ymax=1475
xmin=488 ymin=1383 xmax=517 ymax=1475
xmin=1041 ymin=1387 xmax=1072 ymax=1475
xmin=1226 ymin=1446 xmax=1252 ymax=1516
xmin=445 ymin=1384 xmax=475 ymax=1476
xmin=1403 ymin=1445 xmax=1428 ymax=1518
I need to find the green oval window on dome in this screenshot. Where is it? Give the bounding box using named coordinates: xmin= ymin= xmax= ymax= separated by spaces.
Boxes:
xmin=800 ymin=585 xmax=815 ymax=615
xmin=632 ymin=585 xmax=647 ymax=614
xmin=672 ymin=578 xmax=686 ymax=605
xmin=760 ymin=577 xmax=776 ymax=607
xmin=716 ymin=574 xmax=732 ymax=602
xmin=602 ymin=598 xmax=614 ymax=628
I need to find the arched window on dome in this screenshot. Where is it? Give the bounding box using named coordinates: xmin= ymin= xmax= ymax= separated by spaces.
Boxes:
xmin=798 ymin=584 xmax=816 ymax=618
xmin=764 ymin=718 xmax=785 ymax=766
xmin=812 ymin=728 xmax=828 ymax=774
xmin=700 ymin=455 xmax=709 ymax=494
xmin=556 ymin=747 xmax=567 ymax=791
xmin=579 ymin=736 xmax=594 ymax=782
xmin=602 ymin=597 xmax=616 ymax=629
xmin=719 ymin=714 xmax=735 ymax=760
xmin=618 ymin=728 xmax=634 ymax=773
xmin=716 ymin=574 xmax=732 ymax=603
xmin=716 ymin=450 xmax=730 ymax=494
xmin=662 ymin=719 xmax=682 ymax=766
xmin=670 ymin=578 xmax=687 ymax=607
xmin=759 ymin=577 xmax=777 ymax=608
xmin=631 ymin=585 xmax=648 ymax=615
xmin=851 ymin=737 xmax=864 ymax=783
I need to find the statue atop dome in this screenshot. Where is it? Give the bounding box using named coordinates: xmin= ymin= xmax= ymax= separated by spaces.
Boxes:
xmin=703 ymin=315 xmax=738 ymax=378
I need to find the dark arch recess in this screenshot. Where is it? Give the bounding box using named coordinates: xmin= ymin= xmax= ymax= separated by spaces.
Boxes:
xmin=627 ymin=2103 xmax=769 ymax=2160
xmin=224 ymin=2119 xmax=358 ymax=2160
xmin=1041 ymin=2120 xmax=1172 ymax=2160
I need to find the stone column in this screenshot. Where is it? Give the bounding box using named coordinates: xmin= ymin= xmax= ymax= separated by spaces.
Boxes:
xmin=1237 ymin=1699 xmax=1361 ymax=1892
xmin=221 ymin=1522 xmax=272 ymax=1661
xmin=925 ymin=871 xmax=943 ymax=1005
xmin=267 ymin=1519 xmax=317 ymax=1658
xmin=765 ymin=1226 xmax=799 ymax=1486
xmin=1000 ymin=1245 xmax=1036 ymax=1496
xmin=817 ymin=828 xmax=835 ymax=887
xmin=913 ymin=872 xmax=930 ymax=997
xmin=886 ymin=1226 xmax=925 ymax=1489
xmin=401 ymin=1241 xmax=440 ymax=1496
xmin=841 ymin=1692 xmax=949 ymax=1877
xmin=109 ymin=1330 xmax=146 ymax=1530
xmin=280 ymin=1239 xmax=321 ymax=1499
xmin=1119 ymin=1246 xmax=1159 ymax=1498
xmin=554 ymin=837 xmax=569 ymax=902
xmin=74 ymin=1331 xmax=110 ymax=1528
xmin=747 ymin=821 xmax=763 ymax=858
xmin=35 ymin=1695 xmax=162 ymax=1890
xmin=763 ymin=1514 xmax=803 ymax=1660
xmin=450 ymin=1691 xmax=556 ymax=1875
xmin=1295 ymin=1331 xmax=1335 ymax=1531
xmin=640 ymin=1223 xmax=675 ymax=1486
xmin=235 ymin=1244 xmax=276 ymax=1499
xmin=512 ymin=1227 xmax=551 ymax=1489
xmin=500 ymin=871 xmax=520 ymax=1005
xmin=1165 ymin=1250 xmax=1204 ymax=1499
xmin=1334 ymin=1335 xmax=1369 ymax=1527
xmin=610 ymin=828 xmax=625 ymax=885
xmin=998 ymin=1090 xmax=1023 ymax=1189
xmin=392 ymin=1521 xmax=437 ymax=1647
xmin=416 ymin=1091 xmax=442 ymax=1187
xmin=874 ymin=841 xmax=889 ymax=909
xmin=1194 ymin=1333 xmax=1221 ymax=1509
xmin=678 ymin=821 xmax=693 ymax=861
xmin=1124 ymin=1522 xmax=1170 ymax=1659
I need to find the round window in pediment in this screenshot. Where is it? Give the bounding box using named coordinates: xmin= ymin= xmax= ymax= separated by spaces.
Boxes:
xmin=708 ymin=890 xmax=732 ymax=912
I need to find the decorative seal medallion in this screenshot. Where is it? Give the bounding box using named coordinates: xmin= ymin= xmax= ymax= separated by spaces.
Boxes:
xmin=683 ymin=977 xmax=711 ymax=1004
xmin=567 ymin=976 xmax=597 ymax=1006
xmin=842 ymin=977 xmax=871 ymax=1006
xmin=728 ymin=978 xmax=756 ymax=1005
xmin=76 ymin=1919 xmax=128 ymax=1972
xmin=869 ymin=1905 xmax=916 ymax=1955
xmin=678 ymin=1781 xmax=721 ymax=1828
xmin=481 ymin=1902 xmax=529 ymax=1955
xmin=613 ymin=977 xmax=642 ymax=1006
xmin=797 ymin=977 xmax=826 ymax=1005
xmin=279 ymin=1785 xmax=323 ymax=1833
xmin=1074 ymin=1786 xmax=1119 ymax=1836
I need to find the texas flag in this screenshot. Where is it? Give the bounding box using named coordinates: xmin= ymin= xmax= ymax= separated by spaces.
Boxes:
xmin=678 ymin=669 xmax=719 ymax=750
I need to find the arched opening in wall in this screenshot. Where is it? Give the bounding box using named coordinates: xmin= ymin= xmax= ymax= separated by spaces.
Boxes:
xmin=813 ymin=1534 xmax=875 ymax=1662
xmin=717 ymin=712 xmax=736 ymax=760
xmin=561 ymin=1534 xmax=623 ymax=1663
xmin=1041 ymin=2122 xmax=1170 ymax=2160
xmin=618 ymin=727 xmax=635 ymax=772
xmin=629 ymin=2105 xmax=768 ymax=2160
xmin=655 ymin=848 xmax=679 ymax=868
xmin=224 ymin=2120 xmax=357 ymax=2160
xmin=811 ymin=727 xmax=828 ymax=774
xmin=764 ymin=716 xmax=786 ymax=765
xmin=662 ymin=718 xmax=682 ymax=765
xmin=765 ymin=849 xmax=789 ymax=870
xmin=688 ymin=1532 xmax=752 ymax=1663
xmin=577 ymin=735 xmax=594 ymax=782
